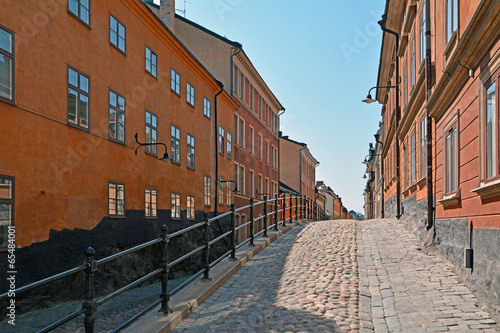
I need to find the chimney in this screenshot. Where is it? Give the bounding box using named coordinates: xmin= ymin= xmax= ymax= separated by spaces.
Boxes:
xmin=159 ymin=0 xmax=175 ymax=33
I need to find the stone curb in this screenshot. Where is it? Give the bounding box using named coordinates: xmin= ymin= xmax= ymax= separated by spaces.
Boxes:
xmin=123 ymin=219 xmax=308 ymax=333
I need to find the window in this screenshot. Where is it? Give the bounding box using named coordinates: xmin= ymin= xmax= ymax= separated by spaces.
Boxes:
xmin=419 ymin=117 xmax=427 ymax=178
xmin=249 ymin=85 xmax=254 ymax=110
xmin=109 ymin=90 xmax=125 ymax=143
xmin=171 ymin=68 xmax=180 ymax=95
xmin=445 ymin=126 xmax=458 ymax=194
xmin=404 ymin=144 xmax=408 ymax=189
xmin=248 ymin=170 xmax=254 ymax=198
xmin=0 ymin=176 xmax=14 ymax=246
xmin=226 ymin=183 xmax=231 ymax=205
xmin=410 ymin=38 xmax=415 ymax=87
xmin=203 ymin=97 xmax=210 ymax=118
xmin=233 ymin=65 xmax=238 ymax=94
xmin=234 ymin=115 xmax=239 ymax=145
xmin=68 ymin=0 xmax=90 ymax=26
xmin=186 ymin=82 xmax=195 ymax=106
xmin=109 ymin=182 xmax=125 ymax=217
xmin=145 ymin=188 xmax=157 ymax=218
xmin=265 ymin=178 xmax=269 ymax=195
xmin=67 ymin=66 xmax=89 ymax=129
xmin=145 ymin=46 xmax=157 ymax=78
xmin=227 ymin=133 xmax=232 ymax=159
xmin=219 ymin=126 xmax=225 ymax=155
xmin=419 ymin=4 xmax=426 ymax=63
xmin=218 ymin=177 xmax=224 ymax=205
xmin=446 ymin=0 xmax=458 ymax=43
xmin=109 ymin=14 xmax=125 ymax=53
xmin=485 ymin=79 xmax=497 ymax=179
xmin=403 ymin=53 xmax=408 ymax=106
xmin=171 ymin=125 xmax=180 ymax=163
xmin=187 ymin=195 xmax=194 ymax=219
xmin=411 ymin=131 xmax=416 ymax=183
xmin=258 ymin=96 xmax=262 ymax=119
xmin=239 ymin=165 xmax=245 ymax=196
xmin=171 ymin=193 xmax=180 ymax=219
xmin=187 ymin=134 xmax=195 ymax=169
xmin=239 ymin=73 xmax=244 ymax=98
xmin=258 ymin=174 xmax=262 ymax=194
xmin=265 ymin=140 xmax=269 ymax=164
xmin=258 ymin=134 xmax=262 ymax=159
xmin=0 ymin=25 xmax=14 ymax=104
xmin=239 ymin=118 xmax=245 ymax=148
xmin=204 ymin=176 xmax=211 ymax=206
xmin=145 ymin=110 xmax=157 ymax=155
xmin=249 ymin=127 xmax=254 ymax=154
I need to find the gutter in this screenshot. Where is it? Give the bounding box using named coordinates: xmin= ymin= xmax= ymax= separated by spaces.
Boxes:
xmin=214 ymin=81 xmax=224 ymax=215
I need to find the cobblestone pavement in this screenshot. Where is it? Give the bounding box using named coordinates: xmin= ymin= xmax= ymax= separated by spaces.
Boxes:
xmin=172 ymin=220 xmax=359 ymax=333
xmin=358 ymin=219 xmax=498 ymax=333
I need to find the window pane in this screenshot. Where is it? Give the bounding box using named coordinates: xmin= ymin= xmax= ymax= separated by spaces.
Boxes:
xmin=0 ymin=179 xmax=12 ymax=199
xmin=118 ymin=37 xmax=125 ymax=51
xmin=117 ymin=96 xmax=125 ymax=111
xmin=68 ymin=68 xmax=78 ymax=87
xmin=80 ymin=4 xmax=89 ymax=24
xmin=117 ymin=113 xmax=125 ymax=142
xmin=486 ymin=82 xmax=496 ymax=178
xmin=0 ymin=204 xmax=11 ymax=225
xmin=67 ymin=88 xmax=78 ymax=124
xmin=452 ymin=129 xmax=457 ymax=192
xmin=68 ymin=0 xmax=78 ymax=16
xmin=0 ymin=28 xmax=11 ymax=54
xmin=79 ymin=94 xmax=89 ymax=128
xmin=0 ymin=55 xmax=11 ymax=99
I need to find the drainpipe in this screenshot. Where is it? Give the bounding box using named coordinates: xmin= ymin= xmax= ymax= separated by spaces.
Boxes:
xmin=229 ymin=43 xmax=243 ymax=97
xmin=425 ymin=0 xmax=434 ymax=231
xmin=378 ymin=18 xmax=401 ymax=219
xmin=214 ymin=81 xmax=224 ymax=216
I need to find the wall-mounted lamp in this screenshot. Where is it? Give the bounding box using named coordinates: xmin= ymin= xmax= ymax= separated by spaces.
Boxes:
xmin=217 ymin=179 xmax=239 ymax=193
xmin=256 ymin=191 xmax=270 ymax=198
xmin=135 ymin=133 xmax=171 ymax=162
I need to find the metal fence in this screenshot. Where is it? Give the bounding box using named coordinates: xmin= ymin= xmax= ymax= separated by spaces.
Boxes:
xmin=0 ymin=193 xmax=322 ymax=332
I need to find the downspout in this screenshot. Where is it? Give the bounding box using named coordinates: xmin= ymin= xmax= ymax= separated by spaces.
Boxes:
xmin=424 ymin=0 xmax=434 ymax=231
xmin=214 ymin=81 xmax=224 ymax=216
xmin=229 ymin=43 xmax=243 ymax=96
xmin=379 ymin=19 xmax=401 ymax=219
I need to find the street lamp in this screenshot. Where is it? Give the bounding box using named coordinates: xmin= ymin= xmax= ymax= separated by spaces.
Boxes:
xmin=134 ymin=133 xmax=171 ymax=162
xmin=216 ymin=179 xmax=239 ymax=193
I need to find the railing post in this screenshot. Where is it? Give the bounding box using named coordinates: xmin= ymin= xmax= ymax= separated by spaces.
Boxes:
xmin=202 ymin=212 xmax=212 ymax=281
xmin=263 ymin=195 xmax=268 ymax=237
xmin=300 ymin=195 xmax=303 ymax=220
xmin=83 ymin=247 xmax=97 ymax=333
xmin=294 ymin=194 xmax=297 ymax=222
xmin=158 ymin=224 xmax=173 ymax=314
xmin=249 ymin=197 xmax=255 ymax=246
xmin=274 ymin=194 xmax=279 ymax=231
xmin=230 ymin=203 xmax=237 ymax=260
xmin=282 ymin=194 xmax=286 ymax=227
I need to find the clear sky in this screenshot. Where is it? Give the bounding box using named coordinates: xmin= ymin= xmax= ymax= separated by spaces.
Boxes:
xmin=167 ymin=0 xmax=386 ymax=214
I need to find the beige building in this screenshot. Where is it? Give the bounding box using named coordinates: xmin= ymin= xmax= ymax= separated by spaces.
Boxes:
xmin=279 ymin=134 xmax=319 ymax=201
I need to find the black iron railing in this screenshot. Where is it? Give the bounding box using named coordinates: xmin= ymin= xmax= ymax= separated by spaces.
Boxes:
xmin=0 ymin=194 xmax=320 ymax=332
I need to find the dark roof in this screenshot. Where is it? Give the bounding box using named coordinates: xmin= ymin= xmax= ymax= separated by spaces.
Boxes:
xmin=279 ymin=182 xmax=300 ymax=195
xmin=175 ymin=14 xmax=241 ymax=48
xmin=279 ymin=132 xmax=307 ymax=147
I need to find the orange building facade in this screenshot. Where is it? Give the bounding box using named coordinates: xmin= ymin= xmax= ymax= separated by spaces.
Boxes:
xmin=0 ymin=0 xmax=238 ymax=285
xmin=365 ymin=0 xmax=500 ymax=315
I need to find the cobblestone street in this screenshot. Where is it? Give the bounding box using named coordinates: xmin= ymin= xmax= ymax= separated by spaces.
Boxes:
xmin=171 ymin=219 xmax=499 ymax=333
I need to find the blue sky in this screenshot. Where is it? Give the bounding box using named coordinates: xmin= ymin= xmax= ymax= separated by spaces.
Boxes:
xmin=168 ymin=0 xmax=386 ymax=213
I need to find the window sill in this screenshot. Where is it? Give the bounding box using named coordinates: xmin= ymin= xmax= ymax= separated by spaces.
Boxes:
xmin=67 ymin=122 xmax=90 ymax=133
xmin=146 ymin=70 xmax=158 ymax=80
xmin=171 ymin=161 xmax=181 ymax=166
xmin=471 ymin=178 xmax=500 ymax=199
xmin=187 ymin=101 xmax=195 ymax=108
xmin=417 ymin=176 xmax=427 ymax=189
xmin=145 ymin=216 xmax=158 ymax=220
xmin=443 ymin=30 xmax=458 ymax=61
xmin=204 ymin=205 xmax=211 ymax=208
xmin=110 ymin=42 xmax=126 ymax=56
xmin=187 ymin=166 xmax=195 ymax=171
xmin=0 ymin=97 xmax=16 ymax=106
xmin=108 ymin=215 xmax=126 ymax=219
xmin=145 ymin=151 xmax=158 ymax=158
xmin=109 ymin=137 xmax=126 ymax=146
xmin=438 ymin=188 xmax=461 ymax=207
xmin=171 ymin=217 xmax=181 ymax=221
xmin=171 ymin=89 xmax=180 ymax=97
xmin=418 ymin=58 xmax=425 ymax=76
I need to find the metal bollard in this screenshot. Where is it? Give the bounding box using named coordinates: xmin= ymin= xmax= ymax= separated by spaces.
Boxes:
xmin=263 ymin=195 xmax=268 ymax=237
xmin=230 ymin=203 xmax=237 ymax=260
xmin=83 ymin=247 xmax=97 ymax=333
xmin=282 ymin=194 xmax=286 ymax=227
xmin=159 ymin=224 xmax=173 ymax=314
xmin=202 ymin=212 xmax=212 ymax=281
xmin=249 ymin=197 xmax=255 ymax=246
xmin=274 ymin=194 xmax=279 ymax=231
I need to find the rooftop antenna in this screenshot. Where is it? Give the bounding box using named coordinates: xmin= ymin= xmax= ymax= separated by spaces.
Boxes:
xmin=175 ymin=0 xmax=187 ymax=17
